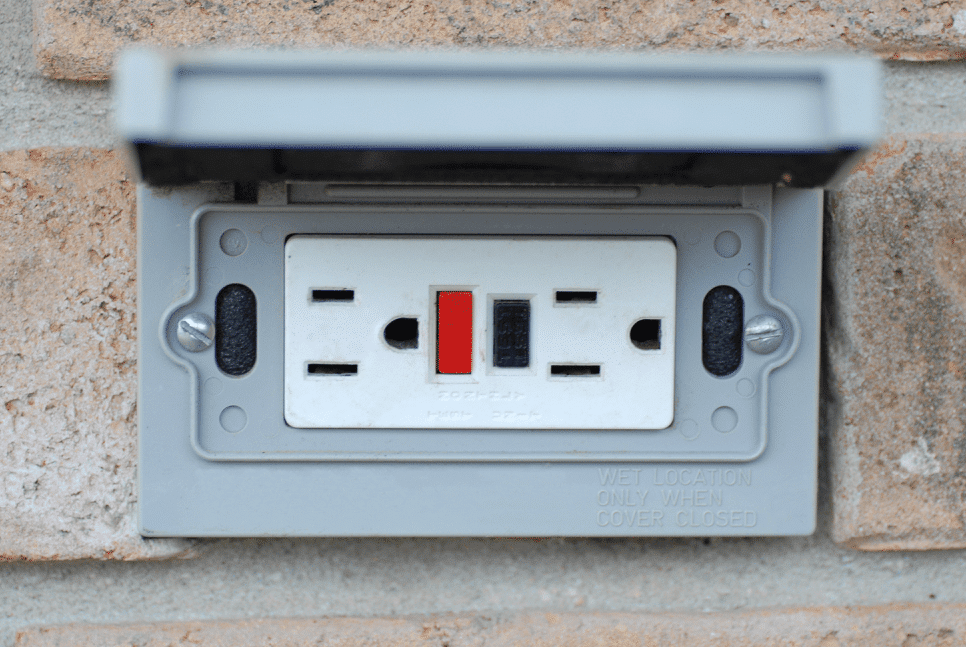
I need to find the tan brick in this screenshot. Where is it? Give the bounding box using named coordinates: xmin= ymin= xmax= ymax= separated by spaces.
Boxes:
xmin=0 ymin=148 xmax=195 ymax=561
xmin=33 ymin=0 xmax=966 ymax=81
xmin=15 ymin=606 xmax=966 ymax=646
xmin=828 ymin=135 xmax=966 ymax=550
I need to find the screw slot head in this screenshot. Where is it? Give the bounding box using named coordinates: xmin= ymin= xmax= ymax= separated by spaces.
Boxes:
xmin=744 ymin=314 xmax=784 ymax=354
xmin=177 ymin=313 xmax=215 ymax=352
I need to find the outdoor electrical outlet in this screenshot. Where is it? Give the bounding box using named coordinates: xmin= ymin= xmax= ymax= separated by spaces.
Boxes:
xmin=283 ymin=236 xmax=676 ymax=430
xmin=119 ymin=50 xmax=880 ymax=537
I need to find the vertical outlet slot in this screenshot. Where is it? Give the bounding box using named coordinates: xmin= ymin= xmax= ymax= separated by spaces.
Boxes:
xmin=550 ymin=364 xmax=601 ymax=377
xmin=702 ymin=285 xmax=743 ymax=377
xmin=215 ymin=283 xmax=257 ymax=377
xmin=493 ymin=300 xmax=530 ymax=368
xmin=312 ymin=289 xmax=354 ymax=302
xmin=436 ymin=291 xmax=473 ymax=374
xmin=555 ymin=290 xmax=597 ymax=303
xmin=307 ymin=363 xmax=358 ymax=375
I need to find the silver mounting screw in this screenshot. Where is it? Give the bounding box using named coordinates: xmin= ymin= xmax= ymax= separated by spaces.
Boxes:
xmin=744 ymin=314 xmax=784 ymax=354
xmin=177 ymin=313 xmax=215 ymax=352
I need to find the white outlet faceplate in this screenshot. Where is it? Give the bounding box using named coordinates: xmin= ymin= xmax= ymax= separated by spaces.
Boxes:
xmin=284 ymin=237 xmax=676 ymax=430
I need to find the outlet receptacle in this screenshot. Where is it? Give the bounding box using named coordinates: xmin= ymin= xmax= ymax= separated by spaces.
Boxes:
xmin=124 ymin=47 xmax=878 ymax=537
xmin=139 ymin=189 xmax=824 ymax=537
xmin=284 ymin=236 xmax=676 ymax=430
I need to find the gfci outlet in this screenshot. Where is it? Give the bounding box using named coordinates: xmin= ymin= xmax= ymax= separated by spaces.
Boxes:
xmin=284 ymin=237 xmax=676 ymax=430
xmin=119 ymin=50 xmax=881 ymax=537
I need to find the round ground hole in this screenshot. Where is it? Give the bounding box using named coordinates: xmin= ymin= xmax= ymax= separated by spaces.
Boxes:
xmin=384 ymin=317 xmax=419 ymax=349
xmin=630 ymin=319 xmax=661 ymax=350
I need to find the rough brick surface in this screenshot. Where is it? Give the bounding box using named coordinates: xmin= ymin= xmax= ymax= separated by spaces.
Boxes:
xmin=828 ymin=135 xmax=966 ymax=550
xmin=0 ymin=148 xmax=195 ymax=561
xmin=33 ymin=0 xmax=966 ymax=81
xmin=15 ymin=606 xmax=966 ymax=646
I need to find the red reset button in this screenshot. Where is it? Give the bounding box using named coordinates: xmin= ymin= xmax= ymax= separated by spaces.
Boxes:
xmin=436 ymin=291 xmax=473 ymax=374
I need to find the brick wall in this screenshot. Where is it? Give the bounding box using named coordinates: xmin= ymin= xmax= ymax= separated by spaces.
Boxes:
xmin=5 ymin=0 xmax=966 ymax=643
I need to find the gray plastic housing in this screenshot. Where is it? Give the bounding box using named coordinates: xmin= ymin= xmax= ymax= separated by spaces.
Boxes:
xmin=139 ymin=184 xmax=820 ymax=536
xmin=121 ymin=51 xmax=880 ymax=537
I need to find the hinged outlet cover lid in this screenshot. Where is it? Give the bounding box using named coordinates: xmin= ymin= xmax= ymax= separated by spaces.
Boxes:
xmin=115 ymin=50 xmax=881 ymax=187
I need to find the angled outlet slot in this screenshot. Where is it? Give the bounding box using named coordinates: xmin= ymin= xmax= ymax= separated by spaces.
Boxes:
xmin=283 ymin=236 xmax=676 ymax=430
